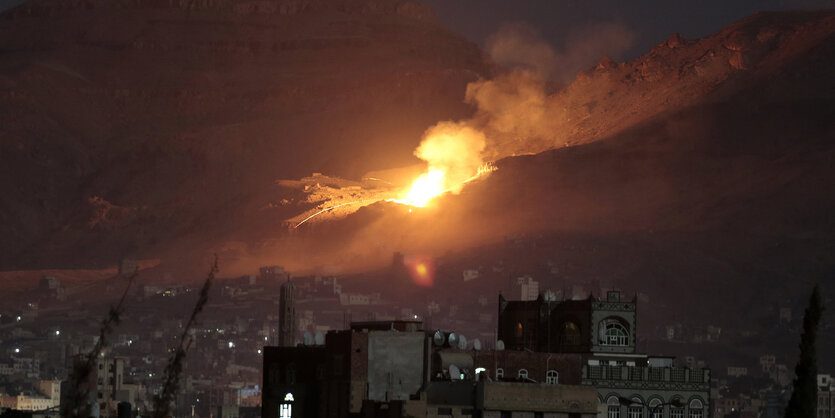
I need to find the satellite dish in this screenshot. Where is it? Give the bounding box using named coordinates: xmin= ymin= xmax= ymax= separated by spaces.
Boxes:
xmin=473 ymin=339 xmax=482 ymax=351
xmin=458 ymin=335 xmax=467 ymax=350
xmin=433 ymin=330 xmax=445 ymax=346
xmin=496 ymin=340 xmax=505 ymax=351
xmin=448 ymin=332 xmax=458 ymax=348
xmin=314 ymin=332 xmax=324 ymax=346
xmin=449 ymin=364 xmax=460 ymax=380
xmin=303 ymin=332 xmax=313 ymax=346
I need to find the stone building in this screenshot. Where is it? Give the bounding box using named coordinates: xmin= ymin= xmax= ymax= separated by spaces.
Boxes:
xmin=498 ymin=291 xmax=711 ymax=418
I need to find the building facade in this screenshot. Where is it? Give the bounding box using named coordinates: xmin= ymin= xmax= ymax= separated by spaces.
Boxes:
xmin=498 ymin=291 xmax=711 ymax=418
xmin=820 ymin=374 xmax=835 ymax=418
xmin=279 ymin=280 xmax=296 ymax=347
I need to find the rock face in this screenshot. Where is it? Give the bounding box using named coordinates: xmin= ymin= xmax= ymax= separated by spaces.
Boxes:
xmin=0 ymin=0 xmax=491 ymax=268
xmin=488 ymin=11 xmax=835 ymax=158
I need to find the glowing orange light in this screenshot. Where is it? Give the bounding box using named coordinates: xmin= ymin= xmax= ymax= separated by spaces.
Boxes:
xmin=397 ymin=169 xmax=445 ymax=208
xmin=415 ymin=263 xmax=428 ymax=277
xmin=403 ymin=256 xmax=435 ymax=287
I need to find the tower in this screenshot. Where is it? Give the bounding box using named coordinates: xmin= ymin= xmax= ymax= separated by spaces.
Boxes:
xmin=278 ymin=278 xmax=296 ymax=347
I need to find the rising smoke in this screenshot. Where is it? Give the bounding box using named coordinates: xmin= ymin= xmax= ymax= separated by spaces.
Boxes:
xmin=247 ymin=20 xmax=639 ymax=276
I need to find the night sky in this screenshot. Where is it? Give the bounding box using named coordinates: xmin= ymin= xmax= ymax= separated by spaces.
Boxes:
xmin=1 ymin=0 xmax=831 ymax=58
xmin=422 ymin=0 xmax=834 ymax=59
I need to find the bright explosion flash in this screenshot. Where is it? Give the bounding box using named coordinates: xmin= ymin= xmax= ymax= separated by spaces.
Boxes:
xmin=286 ymin=122 xmax=495 ymax=227
xmin=389 ymin=169 xmax=445 ymax=208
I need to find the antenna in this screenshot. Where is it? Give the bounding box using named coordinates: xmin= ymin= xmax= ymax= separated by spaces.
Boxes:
xmin=496 ymin=340 xmax=505 ymax=351
xmin=303 ymin=331 xmax=313 ymax=346
xmin=447 ymin=332 xmax=458 ymax=348
xmin=314 ymin=331 xmax=324 ymax=346
xmin=458 ymin=335 xmax=467 ymax=350
xmin=433 ymin=330 xmax=445 ymax=346
xmin=473 ymin=339 xmax=482 ymax=351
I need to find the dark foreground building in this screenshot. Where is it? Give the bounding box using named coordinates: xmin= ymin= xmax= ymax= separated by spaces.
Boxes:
xmin=263 ymin=291 xmax=710 ymax=418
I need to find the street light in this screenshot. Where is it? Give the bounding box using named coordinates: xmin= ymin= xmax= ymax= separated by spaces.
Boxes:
xmin=618 ymin=397 xmax=685 ymax=418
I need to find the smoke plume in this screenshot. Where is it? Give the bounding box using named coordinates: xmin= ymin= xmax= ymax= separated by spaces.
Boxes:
xmin=414 ymin=122 xmax=487 ymax=194
xmin=486 ymin=21 xmax=635 ymax=83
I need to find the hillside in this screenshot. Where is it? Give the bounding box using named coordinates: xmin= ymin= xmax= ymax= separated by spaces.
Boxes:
xmin=0 ymin=0 xmax=491 ymax=268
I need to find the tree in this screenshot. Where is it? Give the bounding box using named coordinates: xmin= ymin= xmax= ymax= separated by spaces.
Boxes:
xmin=785 ymin=284 xmax=824 ymax=418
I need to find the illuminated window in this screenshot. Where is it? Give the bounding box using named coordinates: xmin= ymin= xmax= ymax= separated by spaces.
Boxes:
xmin=496 ymin=368 xmax=504 ymax=380
xmin=518 ymin=369 xmax=528 ymax=380
xmin=280 ymin=393 xmax=294 ymax=418
xmin=516 ymin=322 xmax=523 ymax=338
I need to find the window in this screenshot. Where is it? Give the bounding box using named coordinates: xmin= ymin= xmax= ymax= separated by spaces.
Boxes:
xmin=518 ymin=369 xmax=529 ymax=380
xmin=628 ymin=406 xmax=643 ymax=418
xmin=648 ymin=399 xmax=662 ymax=418
xmin=564 ymin=322 xmax=581 ymax=345
xmin=437 ymin=407 xmax=452 ymax=415
xmin=280 ymin=393 xmax=294 ymax=418
xmin=607 ymin=396 xmax=621 ymax=418
xmin=671 ymin=407 xmax=684 ymax=418
xmin=496 ymin=368 xmax=504 ymax=379
xmin=516 ymin=322 xmax=524 ymax=338
xmin=546 ymin=370 xmax=559 ymax=384
xmin=601 ymin=319 xmax=629 ymax=346
xmin=689 ymin=399 xmax=703 ymax=418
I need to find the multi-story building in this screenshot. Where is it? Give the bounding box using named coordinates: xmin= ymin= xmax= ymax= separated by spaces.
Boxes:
xmin=262 ymin=320 xmax=600 ymax=418
xmin=498 ymin=291 xmax=711 ymax=418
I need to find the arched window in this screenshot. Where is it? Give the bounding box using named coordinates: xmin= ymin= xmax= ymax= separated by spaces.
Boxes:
xmin=546 ymin=370 xmax=559 ymax=384
xmin=518 ymin=369 xmax=529 ymax=380
xmin=607 ymin=396 xmax=621 ymax=418
xmin=648 ymin=399 xmax=662 ymax=418
xmin=496 ymin=368 xmax=504 ymax=380
xmin=516 ymin=322 xmax=524 ymax=338
xmin=688 ymin=399 xmax=704 ymax=418
xmin=627 ymin=398 xmax=644 ymax=418
xmin=280 ymin=393 xmax=294 ymax=418
xmin=600 ymin=319 xmax=629 ymax=346
xmin=564 ymin=321 xmax=581 ymax=345
xmin=670 ymin=398 xmax=684 ymax=418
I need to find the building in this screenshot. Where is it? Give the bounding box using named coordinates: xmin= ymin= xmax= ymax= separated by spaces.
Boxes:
xmin=95 ymin=357 xmax=139 ymax=417
xmin=0 ymin=380 xmax=61 ymax=412
xmin=262 ymin=320 xmax=599 ymax=418
xmin=820 ymin=374 xmax=835 ymax=418
xmin=498 ymin=291 xmax=711 ymax=418
xmin=279 ymin=280 xmax=296 ymax=347
xmin=498 ymin=290 xmax=637 ymax=354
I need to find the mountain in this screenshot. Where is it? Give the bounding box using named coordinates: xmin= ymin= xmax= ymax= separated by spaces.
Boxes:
xmin=0 ymin=0 xmax=492 ymax=268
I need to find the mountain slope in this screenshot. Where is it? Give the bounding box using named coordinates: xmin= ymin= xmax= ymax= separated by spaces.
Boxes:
xmin=0 ymin=0 xmax=491 ymax=268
